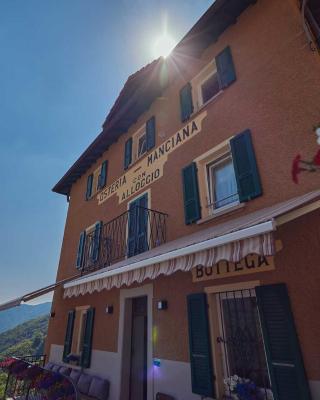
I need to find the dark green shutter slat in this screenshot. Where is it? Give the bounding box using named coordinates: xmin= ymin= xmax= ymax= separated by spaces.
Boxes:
xmin=187 ymin=293 xmax=214 ymax=397
xmin=124 ymin=138 xmax=133 ymax=170
xmin=85 ymin=174 xmax=93 ymax=200
xmin=76 ymin=231 xmax=86 ymax=269
xmin=216 ymin=46 xmax=236 ymax=89
xmin=230 ymin=129 xmax=262 ymax=202
xmin=63 ymin=310 xmax=75 ymax=363
xmin=81 ymin=307 xmax=95 ymax=368
xmin=99 ymin=160 xmax=108 ymax=189
xmin=180 ymin=82 xmax=194 ymax=122
xmin=182 ymin=162 xmax=201 ymax=224
xmin=92 ymin=221 xmax=102 ymax=262
xmin=256 ymin=284 xmax=311 ymax=400
xmin=146 ymin=116 xmax=156 ymax=151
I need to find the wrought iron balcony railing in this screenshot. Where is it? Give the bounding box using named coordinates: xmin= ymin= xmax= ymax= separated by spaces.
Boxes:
xmin=80 ymin=206 xmax=168 ymax=274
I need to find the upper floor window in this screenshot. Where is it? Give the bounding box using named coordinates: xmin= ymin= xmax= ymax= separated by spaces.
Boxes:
xmin=85 ymin=160 xmax=108 ymax=200
xmin=135 ymin=126 xmax=148 ymax=161
xmin=180 ymin=46 xmax=236 ymax=122
xmin=200 ymin=70 xmax=220 ymax=106
xmin=124 ymin=116 xmax=156 ymax=170
xmin=207 ymin=154 xmax=239 ymax=211
xmin=182 ymin=129 xmax=262 ymax=224
xmin=305 ymin=0 xmax=320 ymax=48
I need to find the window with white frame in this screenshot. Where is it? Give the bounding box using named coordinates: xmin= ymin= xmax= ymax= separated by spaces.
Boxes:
xmin=207 ymin=154 xmax=239 ymax=211
xmin=137 ymin=129 xmax=147 ymax=159
xmin=199 ymin=71 xmax=220 ymax=105
xmin=192 ymin=62 xmax=222 ymax=110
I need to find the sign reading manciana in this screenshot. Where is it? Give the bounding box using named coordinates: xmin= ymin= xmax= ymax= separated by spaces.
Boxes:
xmin=98 ymin=111 xmax=207 ymax=205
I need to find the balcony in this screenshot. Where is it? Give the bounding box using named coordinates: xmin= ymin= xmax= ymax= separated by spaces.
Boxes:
xmin=80 ymin=206 xmax=168 ymax=274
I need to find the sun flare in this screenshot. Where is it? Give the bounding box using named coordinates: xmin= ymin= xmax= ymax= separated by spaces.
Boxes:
xmin=153 ymin=33 xmax=176 ymax=58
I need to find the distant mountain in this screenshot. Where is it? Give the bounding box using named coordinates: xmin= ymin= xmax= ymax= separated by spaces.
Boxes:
xmin=0 ymin=302 xmax=51 ymax=334
xmin=0 ymin=315 xmax=49 ymax=357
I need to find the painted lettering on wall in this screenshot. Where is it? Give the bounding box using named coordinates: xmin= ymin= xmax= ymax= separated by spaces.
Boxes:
xmin=192 ymin=254 xmax=275 ymax=283
xmin=98 ymin=111 xmax=207 ymax=205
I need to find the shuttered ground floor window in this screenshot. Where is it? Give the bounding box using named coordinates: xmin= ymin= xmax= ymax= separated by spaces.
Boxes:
xmin=187 ymin=284 xmax=311 ymax=400
xmin=216 ymin=289 xmax=272 ymax=399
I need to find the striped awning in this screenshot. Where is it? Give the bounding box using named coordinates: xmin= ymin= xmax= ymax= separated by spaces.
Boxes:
xmin=63 ymin=190 xmax=320 ymax=298
xmin=64 ymin=222 xmax=275 ymax=298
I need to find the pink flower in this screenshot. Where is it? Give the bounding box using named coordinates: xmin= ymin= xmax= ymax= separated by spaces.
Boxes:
xmin=292 ymin=154 xmax=302 ymax=184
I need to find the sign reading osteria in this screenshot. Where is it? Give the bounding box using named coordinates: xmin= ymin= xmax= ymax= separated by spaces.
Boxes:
xmin=98 ymin=111 xmax=207 ymax=205
xmin=192 ymin=254 xmax=275 ymax=283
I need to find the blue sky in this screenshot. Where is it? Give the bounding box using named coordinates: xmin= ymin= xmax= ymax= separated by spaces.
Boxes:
xmin=0 ymin=0 xmax=212 ymax=304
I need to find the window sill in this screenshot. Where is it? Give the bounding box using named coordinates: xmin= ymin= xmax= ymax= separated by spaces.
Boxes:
xmin=197 ymin=202 xmax=245 ymax=225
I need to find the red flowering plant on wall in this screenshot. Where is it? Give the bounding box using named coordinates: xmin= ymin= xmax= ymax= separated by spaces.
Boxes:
xmin=291 ymin=125 xmax=320 ymax=183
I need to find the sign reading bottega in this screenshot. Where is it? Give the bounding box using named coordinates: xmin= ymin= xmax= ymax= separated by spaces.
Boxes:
xmin=98 ymin=111 xmax=207 ymax=205
xmin=192 ymin=254 xmax=275 ymax=282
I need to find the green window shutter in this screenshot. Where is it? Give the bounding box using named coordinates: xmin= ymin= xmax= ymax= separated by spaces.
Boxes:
xmin=124 ymin=138 xmax=133 ymax=170
xmin=180 ymin=82 xmax=194 ymax=122
xmin=98 ymin=160 xmax=108 ymax=189
xmin=85 ymin=174 xmax=93 ymax=200
xmin=76 ymin=231 xmax=86 ymax=269
xmin=256 ymin=284 xmax=311 ymax=400
xmin=81 ymin=307 xmax=95 ymax=369
xmin=187 ymin=293 xmax=215 ymax=397
xmin=182 ymin=162 xmax=201 ymax=224
xmin=92 ymin=221 xmax=102 ymax=262
xmin=146 ymin=116 xmax=156 ymax=151
xmin=230 ymin=129 xmax=262 ymax=202
xmin=63 ymin=310 xmax=75 ymax=363
xmin=215 ymin=46 xmax=237 ymax=89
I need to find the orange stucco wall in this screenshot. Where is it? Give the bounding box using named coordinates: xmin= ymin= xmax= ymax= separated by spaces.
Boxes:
xmin=46 ymin=211 xmax=320 ymax=381
xmin=46 ymin=0 xmax=320 ymax=383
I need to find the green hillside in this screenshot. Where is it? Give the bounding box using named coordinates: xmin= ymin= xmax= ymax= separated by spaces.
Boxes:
xmin=0 ymin=302 xmax=51 ymax=333
xmin=0 ymin=314 xmax=49 ymax=357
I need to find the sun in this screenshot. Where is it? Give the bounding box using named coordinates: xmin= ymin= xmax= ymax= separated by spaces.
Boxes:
xmin=153 ymin=33 xmax=176 ymax=58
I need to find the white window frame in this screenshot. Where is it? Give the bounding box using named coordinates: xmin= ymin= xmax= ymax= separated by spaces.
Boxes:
xmin=198 ymin=70 xmax=221 ymax=108
xmin=136 ymin=129 xmax=147 ymax=160
xmin=206 ymin=152 xmax=239 ymax=215
xmin=191 ymin=61 xmax=222 ymax=111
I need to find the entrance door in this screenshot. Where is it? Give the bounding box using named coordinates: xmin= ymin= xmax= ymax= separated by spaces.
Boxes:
xmin=127 ymin=194 xmax=148 ymax=257
xmin=129 ymin=296 xmax=148 ymax=400
xmin=216 ymin=288 xmax=273 ymax=399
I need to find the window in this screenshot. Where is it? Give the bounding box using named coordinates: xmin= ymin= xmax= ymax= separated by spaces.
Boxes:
xmin=181 ymin=46 xmax=236 ymax=119
xmin=185 ymin=130 xmax=262 ymax=223
xmin=124 ymin=116 xmax=156 ymax=169
xmin=137 ymin=129 xmax=147 ymax=160
xmin=76 ymin=221 xmax=102 ymax=271
xmin=207 ymin=155 xmax=239 ymax=211
xmin=191 ymin=63 xmax=221 ymax=111
xmin=63 ymin=307 xmax=95 ymax=368
xmin=200 ymin=72 xmax=220 ymax=105
xmin=306 ymin=0 xmax=320 ymax=48
xmin=85 ymin=160 xmax=108 ymax=200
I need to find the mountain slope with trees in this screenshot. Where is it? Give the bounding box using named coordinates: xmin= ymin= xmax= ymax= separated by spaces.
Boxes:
xmin=0 ymin=314 xmax=49 ymax=357
xmin=0 ymin=302 xmax=51 ymax=333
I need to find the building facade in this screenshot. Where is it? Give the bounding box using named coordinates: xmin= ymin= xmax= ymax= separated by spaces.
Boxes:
xmin=45 ymin=0 xmax=320 ymax=399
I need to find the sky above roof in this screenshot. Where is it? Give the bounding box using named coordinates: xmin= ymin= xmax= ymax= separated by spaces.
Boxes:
xmin=0 ymin=0 xmax=212 ymax=304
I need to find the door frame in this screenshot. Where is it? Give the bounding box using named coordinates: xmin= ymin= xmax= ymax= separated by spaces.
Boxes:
xmin=118 ymin=284 xmax=153 ymax=400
